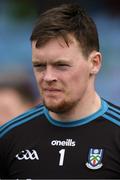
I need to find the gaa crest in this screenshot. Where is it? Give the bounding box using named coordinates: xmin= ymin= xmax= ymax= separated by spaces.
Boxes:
xmin=86 ymin=148 xmax=103 ymax=170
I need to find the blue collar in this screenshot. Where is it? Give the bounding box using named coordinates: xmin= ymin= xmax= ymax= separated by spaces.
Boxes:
xmin=44 ymin=99 xmax=108 ymax=128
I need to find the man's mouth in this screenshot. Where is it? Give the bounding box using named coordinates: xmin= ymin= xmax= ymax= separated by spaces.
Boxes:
xmin=42 ymin=88 xmax=62 ymax=95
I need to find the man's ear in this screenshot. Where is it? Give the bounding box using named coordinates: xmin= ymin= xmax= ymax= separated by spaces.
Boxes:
xmin=88 ymin=51 xmax=102 ymax=75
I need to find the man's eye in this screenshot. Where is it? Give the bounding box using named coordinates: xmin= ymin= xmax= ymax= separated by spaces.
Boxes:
xmin=33 ymin=64 xmax=46 ymax=71
xmin=56 ymin=64 xmax=70 ymax=70
xmin=59 ymin=64 xmax=68 ymax=66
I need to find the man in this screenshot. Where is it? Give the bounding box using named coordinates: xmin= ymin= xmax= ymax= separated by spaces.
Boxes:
xmin=0 ymin=3 xmax=120 ymax=179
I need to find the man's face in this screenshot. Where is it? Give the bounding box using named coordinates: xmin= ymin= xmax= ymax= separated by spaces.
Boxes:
xmin=32 ymin=36 xmax=96 ymax=113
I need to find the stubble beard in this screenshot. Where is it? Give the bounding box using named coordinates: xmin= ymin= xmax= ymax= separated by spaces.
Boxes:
xmin=43 ymin=97 xmax=79 ymax=114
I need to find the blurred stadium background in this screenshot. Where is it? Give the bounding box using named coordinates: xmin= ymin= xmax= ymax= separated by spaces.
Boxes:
xmin=0 ymin=0 xmax=120 ymax=106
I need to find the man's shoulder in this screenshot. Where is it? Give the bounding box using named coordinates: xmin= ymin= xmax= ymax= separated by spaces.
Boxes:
xmin=0 ymin=103 xmax=45 ymax=139
xmin=103 ymin=99 xmax=120 ymax=126
xmin=106 ymin=100 xmax=120 ymax=109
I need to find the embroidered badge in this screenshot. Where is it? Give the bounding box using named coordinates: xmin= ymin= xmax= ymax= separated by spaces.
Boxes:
xmin=86 ymin=148 xmax=103 ymax=170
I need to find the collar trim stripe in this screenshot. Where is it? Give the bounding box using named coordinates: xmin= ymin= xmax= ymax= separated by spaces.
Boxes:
xmin=44 ymin=99 xmax=108 ymax=128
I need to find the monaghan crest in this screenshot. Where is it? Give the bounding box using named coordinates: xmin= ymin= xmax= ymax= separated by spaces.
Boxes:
xmin=86 ymin=148 xmax=103 ymax=170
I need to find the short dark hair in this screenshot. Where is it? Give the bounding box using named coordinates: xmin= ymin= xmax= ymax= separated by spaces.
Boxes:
xmin=30 ymin=3 xmax=99 ymax=57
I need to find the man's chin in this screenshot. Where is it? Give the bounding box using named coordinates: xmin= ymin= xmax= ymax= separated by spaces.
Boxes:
xmin=43 ymin=100 xmax=74 ymax=113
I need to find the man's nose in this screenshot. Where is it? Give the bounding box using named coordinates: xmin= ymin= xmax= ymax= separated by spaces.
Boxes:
xmin=43 ymin=66 xmax=57 ymax=82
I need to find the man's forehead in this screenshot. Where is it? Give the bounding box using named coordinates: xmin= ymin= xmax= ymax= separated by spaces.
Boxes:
xmin=31 ymin=35 xmax=82 ymax=63
xmin=32 ymin=34 xmax=79 ymax=49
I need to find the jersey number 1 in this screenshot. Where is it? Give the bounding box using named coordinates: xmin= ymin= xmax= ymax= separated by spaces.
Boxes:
xmin=59 ymin=149 xmax=65 ymax=166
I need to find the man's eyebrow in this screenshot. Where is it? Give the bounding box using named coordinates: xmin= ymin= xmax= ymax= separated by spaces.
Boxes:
xmin=32 ymin=61 xmax=38 ymax=65
xmin=52 ymin=59 xmax=70 ymax=63
xmin=32 ymin=58 xmax=71 ymax=65
xmin=32 ymin=59 xmax=42 ymax=63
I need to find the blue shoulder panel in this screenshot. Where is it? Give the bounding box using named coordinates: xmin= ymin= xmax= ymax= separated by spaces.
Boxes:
xmin=0 ymin=104 xmax=44 ymax=138
xmin=102 ymin=103 xmax=120 ymax=126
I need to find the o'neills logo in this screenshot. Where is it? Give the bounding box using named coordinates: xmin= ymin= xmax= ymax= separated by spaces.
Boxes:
xmin=51 ymin=139 xmax=76 ymax=147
